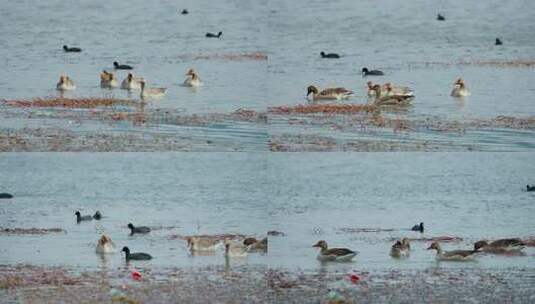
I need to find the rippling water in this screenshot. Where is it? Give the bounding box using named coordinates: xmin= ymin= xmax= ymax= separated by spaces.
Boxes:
xmin=0 ymin=153 xmax=534 ymax=272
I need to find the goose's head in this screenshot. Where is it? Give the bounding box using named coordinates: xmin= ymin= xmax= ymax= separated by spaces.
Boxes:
xmin=401 ymin=238 xmax=410 ymax=247
xmin=307 ymin=85 xmax=319 ymax=96
xmin=185 ymin=68 xmax=195 ymax=76
xmin=312 ymin=240 xmax=328 ymax=250
xmin=127 ymin=73 xmax=133 ymax=80
xmin=98 ymin=235 xmax=112 ymax=245
xmin=426 ymin=242 xmax=440 ymax=251
xmin=367 ymin=81 xmax=374 ymax=89
xmin=474 ymin=240 xmax=489 ymax=251
xmin=372 ymin=84 xmax=382 ymax=93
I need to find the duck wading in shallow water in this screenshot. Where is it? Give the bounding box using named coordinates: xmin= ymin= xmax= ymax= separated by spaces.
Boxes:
xmin=183 ymin=68 xmax=201 ymax=87
xmin=100 ymin=70 xmax=118 ymax=88
xmin=140 ymin=81 xmax=166 ymax=99
xmin=312 ymin=240 xmax=357 ymax=262
xmin=96 ymin=235 xmax=116 ymax=254
xmin=56 ymin=75 xmax=75 ymax=91
xmin=390 ymin=238 xmax=411 ymax=258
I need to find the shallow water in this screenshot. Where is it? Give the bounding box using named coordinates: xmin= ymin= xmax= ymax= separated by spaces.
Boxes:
xmin=0 ymin=153 xmax=534 ymax=273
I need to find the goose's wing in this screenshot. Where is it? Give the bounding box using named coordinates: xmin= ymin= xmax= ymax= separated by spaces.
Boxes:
xmin=324 ymin=247 xmax=355 ymax=256
xmin=490 ymin=238 xmax=524 ymax=248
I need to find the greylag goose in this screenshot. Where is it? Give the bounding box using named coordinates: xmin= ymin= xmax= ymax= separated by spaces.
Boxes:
xmin=307 ymin=85 xmax=354 ymax=101
xmin=312 ymin=240 xmax=357 ymax=262
xmin=427 ymin=242 xmax=478 ymax=261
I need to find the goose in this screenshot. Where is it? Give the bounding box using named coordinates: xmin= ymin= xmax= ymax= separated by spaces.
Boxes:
xmin=437 ymin=14 xmax=445 ymax=21
xmin=100 ymin=70 xmax=118 ymax=88
xmin=63 ymin=45 xmax=82 ymax=52
xmin=128 ymin=223 xmax=151 ymax=234
xmin=224 ymin=240 xmax=249 ymax=257
xmin=372 ymin=85 xmax=413 ymax=106
xmin=186 ymin=236 xmax=219 ymax=252
xmin=320 ymin=52 xmax=340 ymax=59
xmin=93 ymin=211 xmax=102 ymax=220
xmin=243 ymin=237 xmax=268 ymax=252
xmin=140 ymin=81 xmax=166 ymax=99
xmin=527 ymin=185 xmax=535 ymax=192
xmin=121 ymin=73 xmax=144 ymax=90
xmin=495 ymin=38 xmax=503 ymax=46
xmin=427 ymin=242 xmax=477 ymax=261
xmin=450 ymin=78 xmax=470 ymax=97
xmin=390 ymin=238 xmax=411 ymax=258
xmin=96 ymin=235 xmax=116 ymax=254
xmin=411 ymin=222 xmax=424 ymax=232
xmin=113 ymin=61 xmax=133 ymax=70
xmin=183 ymin=68 xmax=201 ymax=87
xmin=206 ymin=31 xmax=222 ymax=38
xmin=474 ymin=238 xmax=525 ymax=253
xmin=306 ymin=85 xmax=354 ymax=101
xmin=362 ymin=67 xmax=384 ymax=76
xmin=56 ymin=75 xmax=76 ymax=91
xmin=121 ymin=246 xmax=152 ymax=261
xmin=312 ymin=240 xmax=357 ymax=262
xmin=383 ymin=83 xmax=414 ymax=97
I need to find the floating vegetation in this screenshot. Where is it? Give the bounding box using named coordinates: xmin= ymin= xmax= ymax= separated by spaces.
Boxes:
xmin=0 ymin=227 xmax=65 ymax=235
xmin=2 ymin=97 xmax=136 ymax=108
xmin=269 ymin=103 xmax=377 ymax=115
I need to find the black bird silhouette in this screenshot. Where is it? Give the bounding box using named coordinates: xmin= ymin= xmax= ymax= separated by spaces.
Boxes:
xmin=437 ymin=14 xmax=445 ymax=21
xmin=181 ymin=9 xmax=188 ymax=15
xmin=206 ymin=31 xmax=222 ymax=38
xmin=63 ymin=45 xmax=82 ymax=52
xmin=495 ymin=38 xmax=503 ymax=45
xmin=113 ymin=61 xmax=133 ymax=70
xmin=320 ymin=51 xmax=340 ymax=59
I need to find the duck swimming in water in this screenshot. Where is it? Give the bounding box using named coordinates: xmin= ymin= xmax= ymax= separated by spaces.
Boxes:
xmin=120 ymin=73 xmax=144 ymax=90
xmin=96 ymin=235 xmax=116 ymax=254
xmin=495 ymin=38 xmax=503 ymax=45
xmin=411 ymin=222 xmax=424 ymax=232
xmin=206 ymin=31 xmax=222 ymax=38
xmin=320 ymin=52 xmax=340 ymax=59
xmin=371 ymin=84 xmax=413 ymax=106
xmin=183 ymin=68 xmax=201 ymax=87
xmin=113 ymin=61 xmax=133 ymax=70
xmin=390 ymin=238 xmax=411 ymax=258
xmin=93 ymin=211 xmax=102 ymax=220
xmin=362 ymin=67 xmax=384 ymax=76
xmin=427 ymin=242 xmax=478 ymax=261
xmin=450 ymin=78 xmax=470 ymax=97
xmin=63 ymin=45 xmax=82 ymax=52
xmin=437 ymin=14 xmax=445 ymax=21
xmin=243 ymin=237 xmax=268 ymax=252
xmin=56 ymin=75 xmax=75 ymax=91
xmin=100 ymin=70 xmax=118 ymax=88
xmin=474 ymin=238 xmax=525 ymax=253
xmin=140 ymin=81 xmax=167 ymax=99
xmin=75 ymin=211 xmax=92 ymax=222
xmin=306 ymin=85 xmax=354 ymax=101
xmin=186 ymin=236 xmax=220 ymax=252
xmin=128 ymin=223 xmax=151 ymax=234
xmin=312 ymin=240 xmax=357 ymax=262
xmin=121 ymin=246 xmax=152 ymax=261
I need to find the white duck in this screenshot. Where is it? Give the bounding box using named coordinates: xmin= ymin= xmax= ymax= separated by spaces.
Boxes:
xmin=56 ymin=75 xmax=75 ymax=91
xmin=450 ymin=78 xmax=470 ymax=97
xmin=95 ymin=235 xmax=116 ymax=254
xmin=186 ymin=236 xmax=220 ymax=252
xmin=183 ymin=68 xmax=201 ymax=87
xmin=140 ymin=80 xmax=166 ymax=99
xmin=390 ymin=238 xmax=411 ymax=258
xmin=100 ymin=70 xmax=118 ymax=88
xmin=307 ymin=85 xmax=354 ymax=101
xmin=427 ymin=242 xmax=477 ymax=261
xmin=121 ymin=73 xmax=144 ymax=90
xmin=224 ymin=240 xmax=249 ymax=258
xmin=312 ymin=240 xmax=357 ymax=262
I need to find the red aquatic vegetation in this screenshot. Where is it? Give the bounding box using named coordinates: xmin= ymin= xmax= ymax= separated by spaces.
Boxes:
xmin=269 ymin=103 xmax=377 ymax=115
xmin=2 ymin=97 xmax=136 ymax=108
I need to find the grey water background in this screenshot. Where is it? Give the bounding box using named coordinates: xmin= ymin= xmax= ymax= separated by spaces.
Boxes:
xmin=0 ymin=153 xmax=534 ymax=273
